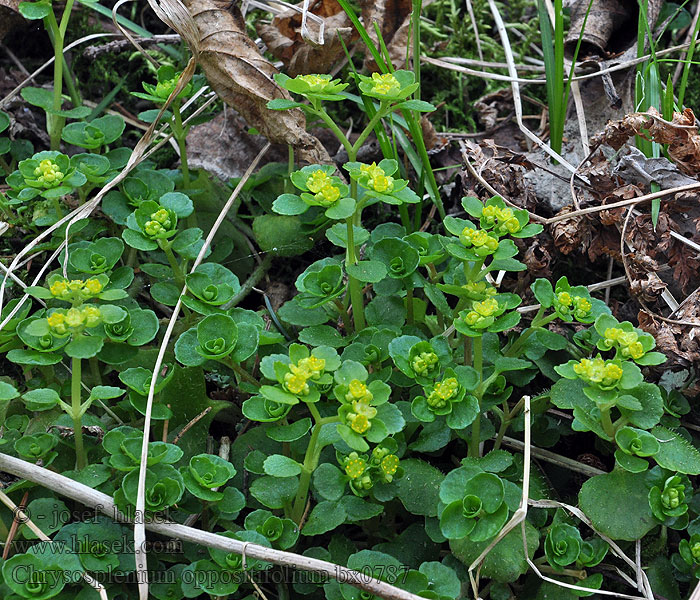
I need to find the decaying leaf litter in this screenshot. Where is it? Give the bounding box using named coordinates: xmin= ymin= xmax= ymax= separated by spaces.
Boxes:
xmin=1 ymin=0 xmax=700 ymax=598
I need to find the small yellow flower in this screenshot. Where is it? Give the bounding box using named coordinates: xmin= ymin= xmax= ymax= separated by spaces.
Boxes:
xmin=297 ymin=355 xmax=325 ymax=379
xmin=351 ymin=401 xmax=377 ymax=420
xmin=347 ymin=379 xmax=368 ymax=400
xmin=464 ymin=311 xmax=480 ymax=326
xmin=482 ymin=205 xmax=498 ymax=219
xmin=626 ymin=342 xmax=644 ymax=360
xmin=68 ymin=280 xmax=85 ymax=292
xmin=84 ymin=278 xmax=103 ymax=295
xmin=306 ymin=170 xmax=332 ymax=194
xmin=474 ymin=298 xmax=499 ymax=317
xmin=573 ymin=356 xmax=623 ymax=388
xmin=557 ymin=292 xmax=572 ymax=307
xmin=370 ymin=73 xmax=400 ymax=96
xmin=49 ymin=280 xmax=68 ymax=298
xmin=65 ymin=308 xmax=84 ymax=328
xmin=82 ymin=306 xmax=102 ymax=327
xmin=435 ymin=377 xmax=459 ymax=400
xmin=316 ymin=183 xmax=341 ymax=206
xmin=504 ymin=217 xmax=521 ymax=234
xmin=381 ymin=454 xmax=399 ymax=477
xmin=348 ymin=413 xmax=370 ymax=434
xmin=284 ymin=372 xmax=309 ymax=396
xmin=345 ymin=454 xmax=367 ymax=479
xmin=298 ymin=74 xmax=330 ymax=91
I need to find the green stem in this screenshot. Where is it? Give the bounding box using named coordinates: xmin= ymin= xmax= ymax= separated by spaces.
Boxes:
xmin=463 ymin=336 xmax=472 ymax=366
xmin=291 ymin=414 xmax=340 ymax=523
xmin=469 ymin=335 xmax=483 ymax=458
xmin=505 ymin=308 xmax=557 ymax=358
xmin=411 ymin=0 xmax=422 ymax=99
xmin=314 ymin=108 xmax=353 ymax=156
xmin=600 ymin=406 xmax=615 ymax=438
xmin=158 ymin=240 xmax=185 ymax=288
xmin=172 ymin=99 xmax=190 ymax=189
xmin=71 ymin=357 xmax=86 ymax=470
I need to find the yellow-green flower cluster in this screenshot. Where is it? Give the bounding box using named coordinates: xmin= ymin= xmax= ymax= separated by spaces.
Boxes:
xmin=371 ymin=446 xmax=400 ymax=483
xmin=283 ymin=355 xmax=326 ymax=397
xmin=360 ymin=162 xmax=394 ymax=193
xmin=47 ymin=306 xmax=102 ymax=336
xmin=343 ymin=452 xmax=373 ymax=492
xmin=426 ymin=377 xmax=459 ymax=410
xmin=482 ymin=204 xmax=522 ymax=236
xmin=603 ymin=328 xmax=645 ymax=360
xmin=297 ymin=74 xmax=333 ymax=92
xmin=462 ymin=298 xmax=500 ymax=326
xmin=462 ymin=281 xmax=497 ymax=300
xmin=554 ymin=291 xmax=592 ymax=320
xmin=144 ymin=208 xmax=174 ymax=237
xmin=411 ymin=351 xmax=439 ymax=377
xmin=33 ymin=159 xmax=65 ymax=189
xmin=459 ymin=227 xmax=499 ymax=256
xmin=49 ymin=277 xmax=103 ymax=303
xmin=344 ymin=379 xmax=376 ymax=434
xmin=305 ymin=170 xmax=341 ymax=207
xmin=368 ymin=73 xmax=401 ymax=96
xmin=572 ymin=356 xmax=623 ymax=388
xmin=662 ymin=485 xmax=683 ymax=510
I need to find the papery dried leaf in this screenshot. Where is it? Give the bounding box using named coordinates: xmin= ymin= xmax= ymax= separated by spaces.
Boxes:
xmin=523 ymin=238 xmax=552 ymax=277
xmin=551 ymin=206 xmax=589 ymax=255
xmin=587 ymin=225 xmax=619 ymax=262
xmin=599 ymin=184 xmax=642 ymax=225
xmin=361 ymin=0 xmax=412 ymax=70
xmin=593 ymin=107 xmax=700 ymax=175
xmin=629 ymin=272 xmax=667 ymax=302
xmin=667 ymin=242 xmax=700 ymax=294
xmin=256 ymin=0 xmax=358 ymax=76
xmin=180 ymin=0 xmax=331 ymax=165
xmin=638 ymin=310 xmax=693 ymax=366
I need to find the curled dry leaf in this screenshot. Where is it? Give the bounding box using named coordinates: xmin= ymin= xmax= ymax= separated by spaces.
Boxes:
xmin=523 ymin=237 xmax=553 ymax=278
xmin=550 ymin=205 xmax=590 ymax=255
xmin=170 ymin=0 xmax=331 ymax=164
xmin=256 ymin=0 xmax=357 ymax=77
xmin=592 ymin=107 xmax=700 ymax=176
xmin=474 ymin=89 xmax=513 ymax=130
xmin=629 ymin=272 xmax=667 ymax=302
xmin=638 ymin=308 xmax=699 ymax=367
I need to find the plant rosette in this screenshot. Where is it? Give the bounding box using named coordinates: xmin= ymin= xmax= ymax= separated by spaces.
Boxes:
xmin=389 ymin=335 xmax=451 ymax=385
xmin=273 ymin=165 xmax=355 ymax=220
xmin=333 ymin=360 xmax=397 ymax=451
xmin=183 ymin=263 xmax=240 ymax=313
xmin=67 ymin=237 xmax=125 ymax=275
xmin=439 ymin=468 xmax=514 ymax=542
xmin=411 ymin=366 xmax=480 ymax=430
xmin=180 ymin=453 xmax=237 ymax=501
xmin=103 ymin=426 xmax=182 ymax=471
xmin=678 ymin=533 xmax=700 ymax=578
xmin=648 ymin=469 xmax=692 ymax=528
xmin=295 ymin=259 xmax=345 ymax=309
xmin=244 ymin=509 xmax=299 ymax=549
xmin=344 ymin=159 xmax=421 ymax=206
xmin=614 ymin=426 xmax=660 ymax=472
xmin=555 ymin=355 xmax=643 ymax=398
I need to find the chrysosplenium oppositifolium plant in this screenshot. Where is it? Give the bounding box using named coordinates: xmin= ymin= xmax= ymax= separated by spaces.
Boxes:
xmin=0 ymin=61 xmax=699 ymax=600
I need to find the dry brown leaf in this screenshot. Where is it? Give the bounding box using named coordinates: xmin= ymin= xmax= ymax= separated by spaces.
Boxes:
xmin=667 ymin=241 xmax=700 ymax=294
xmin=629 ymin=272 xmax=667 ymax=302
xmin=173 ymin=0 xmax=331 ymax=165
xmin=638 ymin=309 xmax=699 ymax=367
xmin=592 ymin=107 xmax=700 ymax=175
xmin=550 ymin=206 xmax=590 ymax=255
xmin=361 ymin=0 xmax=412 ymax=70
xmin=523 ymin=238 xmax=552 ymax=278
xmin=474 ymin=89 xmax=513 ymax=130
xmin=256 ymin=0 xmax=357 ymax=76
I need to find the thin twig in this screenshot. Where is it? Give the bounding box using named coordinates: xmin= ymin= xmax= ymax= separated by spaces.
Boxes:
xmin=0 ymin=453 xmax=428 ymax=600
